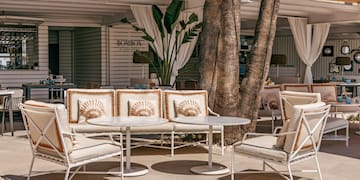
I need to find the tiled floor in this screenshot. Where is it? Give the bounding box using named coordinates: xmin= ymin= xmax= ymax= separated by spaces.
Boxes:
xmin=0 ymin=120 xmax=359 ymax=180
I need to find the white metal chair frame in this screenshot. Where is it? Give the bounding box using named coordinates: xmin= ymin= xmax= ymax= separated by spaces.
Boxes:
xmin=279 ymin=90 xmax=349 ymax=147
xmin=232 ymin=104 xmax=330 ymax=180
xmin=20 ymin=104 xmax=124 ymax=180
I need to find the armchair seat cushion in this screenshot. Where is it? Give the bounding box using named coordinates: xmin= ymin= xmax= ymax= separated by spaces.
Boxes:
xmin=174 ymin=123 xmax=222 ymax=132
xmin=234 ymin=136 xmax=287 ymax=163
xmin=69 ymin=136 xmax=121 ymax=163
xmin=324 ymin=117 xmax=348 ymax=132
xmin=70 ymin=123 xmax=123 ymax=133
xmin=122 ymin=123 xmax=174 ymax=133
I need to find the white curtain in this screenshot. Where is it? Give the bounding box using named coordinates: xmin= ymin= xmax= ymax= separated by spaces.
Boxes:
xmin=131 ymin=5 xmax=203 ymax=85
xmin=288 ymin=17 xmax=330 ymax=84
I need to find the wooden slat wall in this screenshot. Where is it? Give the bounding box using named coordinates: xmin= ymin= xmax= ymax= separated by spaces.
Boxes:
xmin=271 ymin=35 xmax=302 ymax=77
xmin=59 ymin=31 xmax=73 ymax=82
xmin=100 ymin=26 xmax=108 ymax=85
xmin=48 ymin=31 xmax=58 ymax=44
xmin=74 ymin=27 xmax=101 ymax=88
xmin=108 ymin=24 xmax=148 ymax=88
xmin=272 ymin=35 xmax=360 ymax=82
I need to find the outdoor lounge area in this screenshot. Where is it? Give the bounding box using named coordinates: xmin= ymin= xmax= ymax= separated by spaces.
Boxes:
xmin=2 ymin=0 xmax=360 ymax=180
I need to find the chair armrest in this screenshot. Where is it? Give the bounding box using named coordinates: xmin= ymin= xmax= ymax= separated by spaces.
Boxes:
xmin=273 ymin=126 xmax=283 ymax=134
xmin=233 ymin=131 xmax=295 ymax=147
xmin=63 ymin=132 xmax=123 ymax=146
xmin=208 ymin=107 xmax=220 ymax=117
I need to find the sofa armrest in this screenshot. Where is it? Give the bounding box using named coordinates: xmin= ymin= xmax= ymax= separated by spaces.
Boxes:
xmin=208 ymin=107 xmax=220 ymax=117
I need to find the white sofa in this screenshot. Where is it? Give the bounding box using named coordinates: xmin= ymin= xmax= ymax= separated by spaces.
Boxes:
xmin=66 ymin=88 xmax=224 ymax=156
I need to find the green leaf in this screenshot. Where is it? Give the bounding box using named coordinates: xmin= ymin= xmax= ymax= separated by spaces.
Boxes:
xmin=179 ymin=20 xmax=186 ymax=29
xmin=152 ymin=5 xmax=165 ymax=38
xmin=142 ymin=35 xmax=154 ymax=42
xmin=120 ymin=18 xmax=129 ymax=24
xmin=187 ymin=13 xmax=198 ymax=24
xmin=181 ymin=22 xmax=203 ymax=44
xmin=164 ymin=0 xmax=184 ymax=33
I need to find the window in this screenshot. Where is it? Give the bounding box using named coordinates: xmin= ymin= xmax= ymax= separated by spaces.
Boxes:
xmin=0 ymin=25 xmax=38 ymax=70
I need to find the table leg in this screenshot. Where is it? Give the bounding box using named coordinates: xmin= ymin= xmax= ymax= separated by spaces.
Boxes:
xmin=126 ymin=127 xmax=131 ymax=170
xmin=109 ymin=126 xmax=148 ymax=177
xmin=9 ymin=95 xmax=13 ymax=136
xmin=190 ymin=125 xmax=229 ymax=175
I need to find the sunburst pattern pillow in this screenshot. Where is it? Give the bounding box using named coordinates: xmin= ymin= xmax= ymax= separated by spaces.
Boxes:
xmin=174 ymin=99 xmax=202 ymax=117
xmin=128 ymin=100 xmax=156 ymax=117
xmin=78 ymin=99 xmax=106 ymax=123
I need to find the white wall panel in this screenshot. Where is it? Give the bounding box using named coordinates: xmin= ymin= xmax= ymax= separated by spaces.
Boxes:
xmin=59 ymin=31 xmax=73 ymax=82
xmin=74 ymin=27 xmax=101 ymax=88
xmin=108 ymin=24 xmax=148 ymax=88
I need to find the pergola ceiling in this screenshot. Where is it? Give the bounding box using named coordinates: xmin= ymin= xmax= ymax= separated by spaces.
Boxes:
xmin=0 ymin=0 xmax=171 ymax=24
xmin=241 ymin=0 xmax=360 ymax=38
xmin=0 ymin=0 xmax=359 ymax=38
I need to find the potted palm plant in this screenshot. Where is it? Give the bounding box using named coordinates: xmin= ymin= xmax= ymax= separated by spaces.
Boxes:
xmin=121 ymin=0 xmax=202 ymax=87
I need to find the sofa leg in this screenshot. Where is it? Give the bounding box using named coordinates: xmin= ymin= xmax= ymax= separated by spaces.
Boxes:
xmin=221 ymin=127 xmax=224 ymax=155
xmin=171 ymin=131 xmax=174 ymax=157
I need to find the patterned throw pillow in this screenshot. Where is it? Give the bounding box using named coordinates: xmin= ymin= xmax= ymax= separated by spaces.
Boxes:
xmin=174 ymin=99 xmax=202 ymax=117
xmin=263 ymin=94 xmax=279 ymax=110
xmin=78 ymin=99 xmax=106 ymax=123
xmin=322 ymin=92 xmax=336 ymax=102
xmin=128 ymin=100 xmax=156 ymax=117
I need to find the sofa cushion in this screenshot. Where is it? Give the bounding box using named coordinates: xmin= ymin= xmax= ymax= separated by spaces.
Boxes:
xmin=67 ymin=89 xmax=115 ymax=123
xmin=174 ymin=99 xmax=202 ymax=117
xmin=261 ymin=85 xmax=281 ymax=110
xmin=164 ymin=90 xmax=208 ymax=121
xmin=283 ymin=102 xmax=326 ymax=153
xmin=274 ymin=120 xmax=289 ymax=149
xmin=324 ymin=117 xmax=348 ymax=133
xmin=70 ymin=123 xmax=123 ymax=133
xmin=128 ymin=99 xmax=156 ymax=117
xmin=69 ymin=136 xmax=121 ymax=163
xmin=78 ymin=98 xmax=107 ymax=123
xmin=116 ymin=89 xmax=162 ymax=118
xmin=311 ymin=84 xmax=337 ymax=103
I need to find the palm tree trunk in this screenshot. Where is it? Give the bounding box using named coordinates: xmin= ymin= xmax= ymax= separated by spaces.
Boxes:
xmin=200 ymin=0 xmax=280 ymax=145
xmin=199 ymin=0 xmax=222 ymax=109
xmin=237 ymin=0 xmax=280 ymax=142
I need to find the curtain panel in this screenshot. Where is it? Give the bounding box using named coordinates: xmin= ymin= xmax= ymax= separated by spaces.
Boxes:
xmin=288 ymin=17 xmax=330 ymax=84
